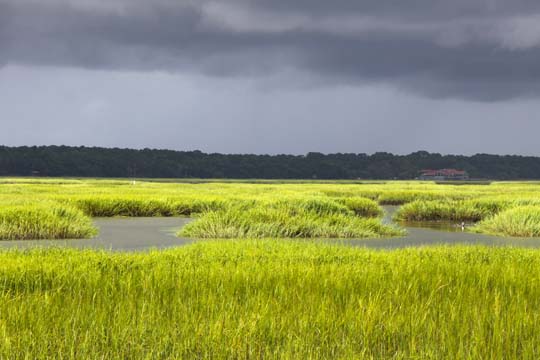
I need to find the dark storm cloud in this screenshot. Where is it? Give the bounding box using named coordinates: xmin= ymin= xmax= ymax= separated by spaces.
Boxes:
xmin=2 ymin=0 xmax=540 ymax=100
xmin=253 ymin=0 xmax=540 ymax=19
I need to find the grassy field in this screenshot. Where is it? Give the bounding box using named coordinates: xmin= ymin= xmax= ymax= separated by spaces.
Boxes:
xmin=1 ymin=240 xmax=540 ymax=358
xmin=2 ymin=178 xmax=540 ymax=238
xmin=2 ymin=179 xmax=540 ymax=357
xmin=473 ymin=206 xmax=540 ymax=237
xmin=0 ymin=202 xmax=96 ymax=240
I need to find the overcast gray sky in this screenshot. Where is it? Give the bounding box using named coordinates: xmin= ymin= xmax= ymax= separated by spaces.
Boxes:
xmin=1 ymin=0 xmax=540 ymax=155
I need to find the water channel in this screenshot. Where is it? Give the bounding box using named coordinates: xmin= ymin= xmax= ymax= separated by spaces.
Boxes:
xmin=0 ymin=206 xmax=539 ymax=251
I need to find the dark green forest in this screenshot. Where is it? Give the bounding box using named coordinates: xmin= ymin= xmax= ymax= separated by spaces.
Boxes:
xmin=1 ymin=146 xmax=540 ymax=180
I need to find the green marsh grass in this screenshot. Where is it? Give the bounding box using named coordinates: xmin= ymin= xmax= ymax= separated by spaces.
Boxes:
xmin=395 ymin=197 xmax=540 ymax=237
xmin=335 ymin=196 xmax=383 ymax=217
xmin=3 ymin=178 xmax=540 ymax=238
xmin=1 ymin=240 xmax=540 ymax=358
xmin=0 ymin=202 xmax=96 ymax=240
xmin=180 ymin=200 xmax=401 ymax=239
xmin=393 ymin=199 xmax=503 ymax=222
xmin=474 ymin=206 xmax=540 ymax=237
xmin=70 ymin=196 xmax=228 ymax=217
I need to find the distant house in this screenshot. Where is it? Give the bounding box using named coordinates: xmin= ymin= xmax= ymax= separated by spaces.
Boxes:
xmin=418 ymin=169 xmax=469 ymax=181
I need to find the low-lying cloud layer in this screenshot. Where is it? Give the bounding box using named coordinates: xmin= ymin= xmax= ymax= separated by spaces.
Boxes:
xmin=3 ymin=0 xmax=540 ymax=100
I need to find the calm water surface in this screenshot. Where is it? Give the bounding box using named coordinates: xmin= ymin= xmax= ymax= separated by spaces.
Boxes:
xmin=1 ymin=206 xmax=539 ymax=251
xmin=336 ymin=206 xmax=540 ymax=249
xmin=0 ymin=217 xmax=193 ymax=251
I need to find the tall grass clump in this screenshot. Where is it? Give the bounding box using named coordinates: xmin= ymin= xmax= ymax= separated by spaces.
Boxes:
xmin=335 ymin=197 xmax=383 ymax=217
xmin=376 ymin=190 xmax=470 ymax=205
xmin=271 ymin=197 xmax=352 ymax=216
xmin=181 ymin=199 xmax=401 ymax=239
xmin=70 ymin=196 xmax=228 ymax=217
xmin=473 ymin=206 xmax=540 ymax=237
xmin=0 ymin=203 xmax=97 ymax=240
xmin=1 ymin=241 xmax=540 ymax=358
xmin=394 ymin=199 xmax=507 ymax=222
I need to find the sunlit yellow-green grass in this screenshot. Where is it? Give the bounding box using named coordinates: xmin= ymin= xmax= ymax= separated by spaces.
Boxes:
xmin=2 ymin=178 xmax=540 ymax=238
xmin=473 ymin=206 xmax=540 ymax=237
xmin=394 ymin=199 xmax=509 ymax=222
xmin=393 ymin=196 xmax=540 ymax=238
xmin=1 ymin=240 xmax=540 ymax=358
xmin=180 ymin=198 xmax=401 ymax=238
xmin=0 ymin=202 xmax=97 ymax=240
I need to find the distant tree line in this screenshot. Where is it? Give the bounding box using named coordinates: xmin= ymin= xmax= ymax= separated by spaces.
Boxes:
xmin=1 ymin=146 xmax=540 ymax=180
